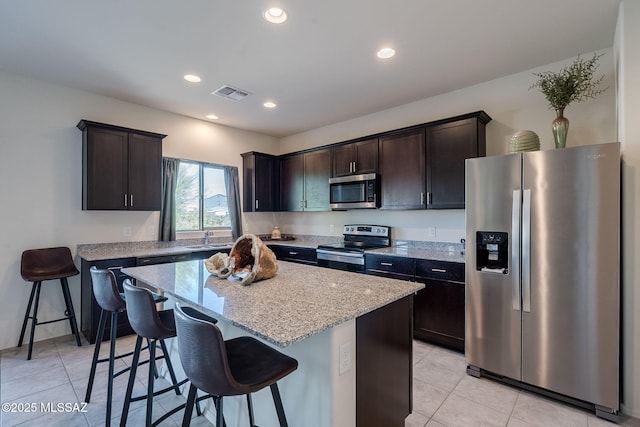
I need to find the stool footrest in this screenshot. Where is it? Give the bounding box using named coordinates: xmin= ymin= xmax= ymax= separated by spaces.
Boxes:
xmin=129 ymin=378 xmax=188 ymax=402
xmin=30 ymin=315 xmax=75 ymax=327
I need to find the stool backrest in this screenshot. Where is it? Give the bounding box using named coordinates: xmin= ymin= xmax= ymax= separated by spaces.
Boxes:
xmin=90 ymin=267 xmax=125 ymax=312
xmin=174 ymin=304 xmax=243 ymax=396
xmin=122 ymin=280 xmax=173 ymax=339
xmin=21 ymin=247 xmax=78 ymax=281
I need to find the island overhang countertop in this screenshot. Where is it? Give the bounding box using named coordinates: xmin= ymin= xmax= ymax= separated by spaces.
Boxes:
xmin=122 ymin=259 xmax=423 ymax=347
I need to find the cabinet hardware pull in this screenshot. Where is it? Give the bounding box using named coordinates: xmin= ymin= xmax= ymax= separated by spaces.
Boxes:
xmin=427 ymin=192 xmax=432 ymax=205
xmin=130 ymin=194 xmax=133 ymax=207
xmin=420 ymin=192 xmax=425 ymax=205
xmin=255 ymin=199 xmax=259 ymax=210
xmin=124 ymin=194 xmax=128 ymax=207
xmin=289 ymin=252 xmax=298 ymax=255
xmin=381 ymin=262 xmax=393 ymax=266
xmin=431 ymin=268 xmax=446 ymax=273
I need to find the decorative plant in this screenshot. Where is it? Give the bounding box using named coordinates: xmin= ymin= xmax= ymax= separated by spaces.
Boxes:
xmin=530 ymin=53 xmax=607 ymax=110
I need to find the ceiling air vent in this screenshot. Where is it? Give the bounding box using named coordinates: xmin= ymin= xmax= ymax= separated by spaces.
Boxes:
xmin=212 ymin=85 xmax=250 ymax=101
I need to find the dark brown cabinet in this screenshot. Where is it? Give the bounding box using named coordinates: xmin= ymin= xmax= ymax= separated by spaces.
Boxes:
xmin=365 ymin=254 xmax=415 ymax=281
xmin=241 ymin=152 xmax=280 ymax=212
xmin=414 ymin=260 xmax=465 ymax=352
xmin=379 ymin=128 xmax=426 ymax=209
xmin=78 ymin=120 xmax=165 ymax=211
xmin=426 ymin=112 xmax=490 ymax=209
xmin=280 ymin=149 xmax=331 ymax=211
xmin=267 ymin=244 xmax=317 ymax=265
xmin=331 ymin=138 xmax=378 ymax=177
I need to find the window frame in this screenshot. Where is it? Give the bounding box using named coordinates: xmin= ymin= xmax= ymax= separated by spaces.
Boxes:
xmin=175 ymin=159 xmax=231 ymax=232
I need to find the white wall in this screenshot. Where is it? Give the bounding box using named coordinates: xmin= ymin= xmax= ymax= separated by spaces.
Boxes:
xmin=249 ymin=50 xmax=616 ymax=242
xmin=0 ymin=71 xmax=279 ymax=350
xmin=615 ymin=1 xmax=640 ymax=418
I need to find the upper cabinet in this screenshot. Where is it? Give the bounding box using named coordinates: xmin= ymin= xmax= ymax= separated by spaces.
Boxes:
xmin=280 ymin=149 xmax=331 ymax=211
xmin=379 ymin=128 xmax=426 ymax=210
xmin=425 ymin=112 xmax=490 ymax=209
xmin=241 ymin=152 xmax=280 ymax=212
xmin=78 ymin=120 xmax=165 ymax=211
xmin=331 ymin=138 xmax=378 ymax=177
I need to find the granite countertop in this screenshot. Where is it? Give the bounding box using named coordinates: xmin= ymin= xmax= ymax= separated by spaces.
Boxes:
xmin=77 ymin=235 xmax=341 ymax=261
xmin=367 ymin=246 xmax=466 ymax=263
xmin=122 ymin=260 xmax=423 ymax=347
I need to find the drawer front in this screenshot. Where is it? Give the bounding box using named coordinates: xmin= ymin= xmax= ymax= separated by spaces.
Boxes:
xmin=365 ymin=254 xmax=415 ymax=277
xmin=269 ymin=245 xmax=317 ymax=264
xmin=415 ymin=259 xmax=464 ymax=283
xmin=136 ymin=253 xmax=190 ymax=265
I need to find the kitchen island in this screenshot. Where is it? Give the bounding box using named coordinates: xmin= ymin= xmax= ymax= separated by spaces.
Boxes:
xmin=122 ymin=259 xmax=423 ymax=427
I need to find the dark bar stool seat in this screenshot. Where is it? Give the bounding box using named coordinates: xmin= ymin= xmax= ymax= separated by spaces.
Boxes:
xmin=18 ymin=246 xmax=82 ymax=360
xmin=84 ymin=267 xmax=168 ymax=427
xmin=174 ymin=304 xmax=299 ymax=427
xmin=120 ymin=280 xmax=211 ymax=427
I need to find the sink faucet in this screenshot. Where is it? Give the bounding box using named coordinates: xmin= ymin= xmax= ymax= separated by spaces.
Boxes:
xmin=204 ymin=230 xmax=214 ymax=245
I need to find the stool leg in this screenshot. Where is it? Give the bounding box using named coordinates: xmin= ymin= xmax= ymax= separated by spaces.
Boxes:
xmin=120 ymin=335 xmax=143 ymax=427
xmin=159 ymin=339 xmax=181 ymax=395
xmin=270 ymin=383 xmax=289 ymax=427
xmin=246 ymin=394 xmax=257 ymax=427
xmin=105 ymin=311 xmax=118 ymax=427
xmin=18 ymin=281 xmax=38 ymax=348
xmin=215 ymin=396 xmax=224 ymax=427
xmin=85 ymin=308 xmax=108 ymax=403
xmin=60 ymin=277 xmax=82 ymax=347
xmin=181 ymin=383 xmax=197 ymax=427
xmin=146 ymin=339 xmax=157 ymax=427
xmin=27 ymin=282 xmax=42 ymax=361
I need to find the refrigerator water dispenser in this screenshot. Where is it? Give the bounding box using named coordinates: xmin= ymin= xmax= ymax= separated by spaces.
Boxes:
xmin=476 ymin=231 xmax=508 ymax=273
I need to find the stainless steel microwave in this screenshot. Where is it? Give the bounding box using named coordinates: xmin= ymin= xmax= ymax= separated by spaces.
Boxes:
xmin=329 ymin=173 xmax=378 ymax=209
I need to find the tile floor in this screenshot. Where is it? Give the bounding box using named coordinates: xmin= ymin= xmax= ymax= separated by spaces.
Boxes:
xmin=1 ymin=335 xmax=638 ymax=427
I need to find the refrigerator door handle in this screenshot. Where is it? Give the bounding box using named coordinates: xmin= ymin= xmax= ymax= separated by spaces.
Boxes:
xmin=522 ymin=189 xmax=531 ymax=313
xmin=512 ymin=189 xmax=521 ymax=311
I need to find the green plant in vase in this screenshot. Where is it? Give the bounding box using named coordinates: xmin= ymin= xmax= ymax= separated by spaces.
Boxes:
xmin=530 ymin=53 xmax=607 ymax=148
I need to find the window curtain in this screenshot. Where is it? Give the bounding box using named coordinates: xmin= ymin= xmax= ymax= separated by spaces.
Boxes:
xmin=159 ymin=157 xmax=180 ymax=241
xmin=224 ymin=165 xmax=243 ymax=240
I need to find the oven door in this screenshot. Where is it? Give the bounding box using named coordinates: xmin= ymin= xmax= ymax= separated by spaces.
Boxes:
xmin=316 ymin=249 xmax=365 ymax=273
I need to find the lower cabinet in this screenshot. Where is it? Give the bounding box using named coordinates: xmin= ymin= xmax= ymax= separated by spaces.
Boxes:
xmin=80 ymin=257 xmax=137 ymax=344
xmin=268 ymin=244 xmax=317 ymax=265
xmin=414 ymin=260 xmax=465 ymax=352
xmin=366 ymin=253 xmax=465 ymax=352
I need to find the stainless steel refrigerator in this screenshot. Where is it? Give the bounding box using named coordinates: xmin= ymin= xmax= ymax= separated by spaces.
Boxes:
xmin=465 ymin=142 xmax=620 ymax=421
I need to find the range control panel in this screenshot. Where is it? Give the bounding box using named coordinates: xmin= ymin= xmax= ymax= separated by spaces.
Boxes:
xmin=343 ymin=225 xmax=390 ymax=237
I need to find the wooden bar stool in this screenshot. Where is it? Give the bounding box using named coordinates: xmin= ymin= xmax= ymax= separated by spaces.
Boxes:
xmin=18 ymin=246 xmax=82 ymax=360
xmin=174 ymin=304 xmax=299 ymax=427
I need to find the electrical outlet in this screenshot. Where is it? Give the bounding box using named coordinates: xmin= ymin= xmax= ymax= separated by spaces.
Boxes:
xmin=148 ymin=226 xmax=155 ymax=236
xmin=339 ymin=341 xmax=352 ymax=375
xmin=427 ymin=227 xmax=436 ymax=238
xmin=123 ymin=227 xmax=131 ymax=237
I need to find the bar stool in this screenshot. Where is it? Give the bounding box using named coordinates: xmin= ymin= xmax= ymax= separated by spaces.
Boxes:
xmin=174 ymin=304 xmax=299 ymax=427
xmin=120 ymin=280 xmax=207 ymax=427
xmin=18 ymin=246 xmax=82 ymax=360
xmin=84 ymin=267 xmax=168 ymax=427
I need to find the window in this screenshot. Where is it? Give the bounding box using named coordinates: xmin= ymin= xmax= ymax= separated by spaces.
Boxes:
xmin=175 ymin=161 xmax=230 ymax=231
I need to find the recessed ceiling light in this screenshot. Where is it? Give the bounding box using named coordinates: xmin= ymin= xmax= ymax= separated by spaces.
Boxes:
xmin=184 ymin=74 xmax=202 ymax=83
xmin=376 ymin=47 xmax=396 ymax=59
xmin=263 ymin=101 xmax=277 ymax=109
xmin=206 ymin=114 xmax=219 ymax=120
xmin=264 ymin=7 xmax=287 ymax=24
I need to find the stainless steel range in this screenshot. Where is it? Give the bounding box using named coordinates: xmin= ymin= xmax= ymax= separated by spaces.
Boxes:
xmin=317 ymin=225 xmax=391 ymax=273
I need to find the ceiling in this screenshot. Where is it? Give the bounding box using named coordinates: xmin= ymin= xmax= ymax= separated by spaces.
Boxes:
xmin=0 ymin=1 xmax=621 ymax=138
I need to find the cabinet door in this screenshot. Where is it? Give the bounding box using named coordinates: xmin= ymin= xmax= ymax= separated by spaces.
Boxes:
xmin=84 ymin=127 xmax=128 ymax=210
xmin=304 ymin=149 xmax=331 ymax=211
xmin=242 ymin=153 xmax=279 ymax=212
xmin=331 ymin=144 xmax=355 ymax=177
xmin=128 ymin=133 xmax=162 ymax=211
xmin=379 ymin=129 xmax=426 ymax=209
xmin=280 ymin=154 xmax=304 ymax=211
xmin=414 ymin=279 xmax=465 ymax=352
xmin=426 ymin=118 xmax=479 ymax=209
xmin=354 ymin=138 xmax=378 ymax=174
